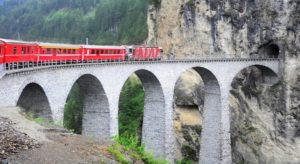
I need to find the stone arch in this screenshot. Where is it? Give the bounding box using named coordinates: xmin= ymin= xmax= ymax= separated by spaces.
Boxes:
xmin=66 ymin=74 xmax=110 ymax=141
xmin=229 ymin=65 xmax=280 ymax=163
xmin=17 ymin=83 xmax=52 ymax=120
xmin=173 ymin=67 xmax=222 ymax=163
xmin=118 ymin=69 xmax=165 ymax=157
xmin=231 ymin=65 xmax=279 ymax=89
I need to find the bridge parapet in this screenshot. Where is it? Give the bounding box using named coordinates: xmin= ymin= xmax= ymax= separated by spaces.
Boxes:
xmin=3 ymin=58 xmax=281 ymax=76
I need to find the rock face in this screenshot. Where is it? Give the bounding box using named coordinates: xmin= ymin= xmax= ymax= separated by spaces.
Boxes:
xmin=148 ymin=0 xmax=300 ymax=163
xmin=148 ymin=0 xmax=295 ymax=59
xmin=230 ymin=66 xmax=300 ymax=163
xmin=174 ymin=69 xmax=204 ymax=106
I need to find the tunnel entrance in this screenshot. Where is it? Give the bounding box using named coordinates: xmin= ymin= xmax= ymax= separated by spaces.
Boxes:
xmin=265 ymin=44 xmax=280 ymax=58
xmin=17 ymin=83 xmax=52 ymax=120
xmin=118 ymin=70 xmax=165 ymax=157
xmin=64 ymin=74 xmax=110 ymax=140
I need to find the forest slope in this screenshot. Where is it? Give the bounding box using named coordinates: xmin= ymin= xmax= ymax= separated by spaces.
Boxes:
xmin=0 ymin=0 xmax=148 ymax=45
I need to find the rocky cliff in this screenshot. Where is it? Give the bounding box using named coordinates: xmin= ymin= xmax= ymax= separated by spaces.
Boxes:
xmin=148 ymin=0 xmax=298 ymax=59
xmin=148 ymin=0 xmax=300 ymax=163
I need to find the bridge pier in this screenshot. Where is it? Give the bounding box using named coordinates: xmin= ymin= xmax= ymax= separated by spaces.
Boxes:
xmin=220 ymin=86 xmax=232 ymax=164
xmin=135 ymin=70 xmax=167 ymax=158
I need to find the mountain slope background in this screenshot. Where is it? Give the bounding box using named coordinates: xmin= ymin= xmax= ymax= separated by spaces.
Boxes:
xmin=0 ymin=0 xmax=148 ymax=45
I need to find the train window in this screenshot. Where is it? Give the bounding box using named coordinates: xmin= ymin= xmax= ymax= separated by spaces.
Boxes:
xmin=32 ymin=47 xmax=35 ymax=53
xmin=91 ymin=49 xmax=95 ymax=54
xmin=53 ymin=49 xmax=56 ymax=54
xmin=72 ymin=50 xmax=75 ymax=54
xmin=101 ymin=50 xmax=104 ymax=54
xmin=129 ymin=48 xmax=133 ymax=53
xmin=47 ymin=48 xmax=51 ymax=54
xmin=63 ymin=49 xmax=67 ymax=54
xmin=108 ymin=50 xmax=112 ymax=54
xmin=96 ymin=50 xmax=100 ymax=54
xmin=13 ymin=46 xmax=17 ymax=54
xmin=22 ymin=47 xmax=26 ymax=54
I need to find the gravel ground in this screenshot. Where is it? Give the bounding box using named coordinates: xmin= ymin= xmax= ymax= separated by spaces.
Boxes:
xmin=0 ymin=107 xmax=117 ymax=164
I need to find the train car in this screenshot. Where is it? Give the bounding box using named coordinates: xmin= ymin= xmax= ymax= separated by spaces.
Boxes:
xmin=0 ymin=40 xmax=4 ymax=64
xmin=0 ymin=38 xmax=38 ymax=63
xmin=127 ymin=46 xmax=162 ymax=61
xmin=82 ymin=45 xmax=126 ymax=61
xmin=38 ymin=43 xmax=82 ymax=62
xmin=0 ymin=38 xmax=163 ymax=70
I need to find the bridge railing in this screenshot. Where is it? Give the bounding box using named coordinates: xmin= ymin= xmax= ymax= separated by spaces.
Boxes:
xmin=3 ymin=56 xmax=281 ymax=73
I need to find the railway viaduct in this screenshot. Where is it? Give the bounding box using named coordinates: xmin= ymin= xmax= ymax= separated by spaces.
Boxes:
xmin=0 ymin=59 xmax=281 ymax=164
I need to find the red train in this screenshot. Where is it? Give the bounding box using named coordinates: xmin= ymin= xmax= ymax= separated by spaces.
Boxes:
xmin=0 ymin=38 xmax=163 ymax=67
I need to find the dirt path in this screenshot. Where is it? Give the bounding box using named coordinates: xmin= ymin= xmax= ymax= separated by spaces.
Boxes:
xmin=0 ymin=107 xmax=117 ymax=164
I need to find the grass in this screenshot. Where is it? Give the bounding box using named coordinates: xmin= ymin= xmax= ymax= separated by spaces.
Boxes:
xmin=108 ymin=142 xmax=131 ymax=164
xmin=25 ymin=111 xmax=63 ymax=127
xmin=176 ymin=159 xmax=193 ymax=164
xmin=108 ymin=135 xmax=168 ymax=164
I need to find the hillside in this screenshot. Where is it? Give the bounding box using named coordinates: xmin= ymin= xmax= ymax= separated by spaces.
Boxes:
xmin=0 ymin=0 xmax=148 ymax=45
xmin=0 ymin=107 xmax=116 ymax=163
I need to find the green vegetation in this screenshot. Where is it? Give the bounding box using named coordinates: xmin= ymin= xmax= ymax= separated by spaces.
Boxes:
xmin=63 ymin=83 xmax=83 ymax=134
xmin=25 ymin=111 xmax=54 ymax=126
xmin=0 ymin=0 xmax=149 ymax=45
xmin=1 ymin=0 xmax=169 ymax=161
xmin=186 ymin=0 xmax=195 ymax=7
xmin=176 ymin=159 xmax=193 ymax=164
xmin=118 ymin=75 xmax=144 ymax=140
xmin=108 ymin=136 xmax=168 ymax=164
xmin=149 ymin=0 xmax=161 ymax=8
xmin=112 ymin=74 xmax=169 ymax=163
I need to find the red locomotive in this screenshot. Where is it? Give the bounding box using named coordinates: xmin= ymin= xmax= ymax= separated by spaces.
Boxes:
xmin=0 ymin=38 xmax=163 ymax=67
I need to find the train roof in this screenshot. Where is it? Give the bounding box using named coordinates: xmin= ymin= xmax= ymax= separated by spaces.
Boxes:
xmin=82 ymin=45 xmax=126 ymax=49
xmin=0 ymin=38 xmax=37 ymax=45
xmin=39 ymin=42 xmax=81 ymax=49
